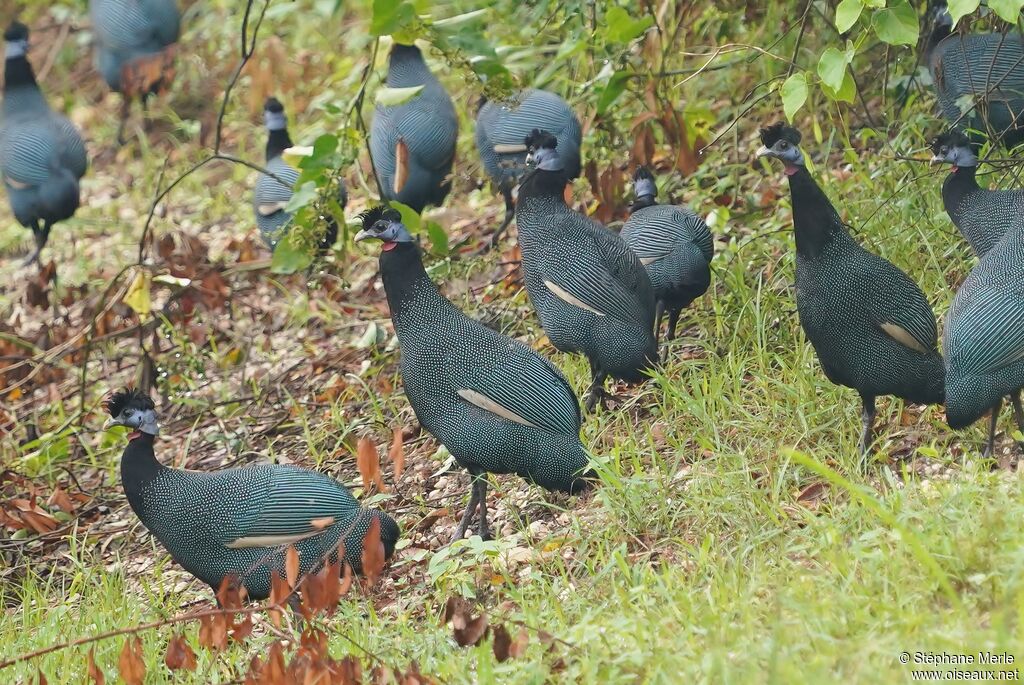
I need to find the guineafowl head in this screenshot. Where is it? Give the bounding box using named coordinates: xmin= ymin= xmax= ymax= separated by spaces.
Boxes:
xmin=756 ymin=123 xmax=805 ymax=171
xmin=930 ymin=130 xmax=977 ymax=168
xmin=104 ymin=388 xmax=160 ymax=436
xmin=355 ymin=205 xmax=414 ymax=248
xmin=4 ymin=21 xmax=29 ymax=59
xmin=263 ymin=96 xmax=287 ymax=131
xmin=632 ymin=166 xmax=657 ymax=199
xmin=525 ymin=129 xmax=563 ymax=171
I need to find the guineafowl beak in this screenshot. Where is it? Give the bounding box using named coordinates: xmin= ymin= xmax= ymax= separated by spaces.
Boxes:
xmin=103 ymin=416 xmax=123 ymax=429
xmin=929 ymin=154 xmax=944 ymax=166
xmin=755 ymin=145 xmax=773 ymax=159
xmin=354 ymin=229 xmax=373 ymax=242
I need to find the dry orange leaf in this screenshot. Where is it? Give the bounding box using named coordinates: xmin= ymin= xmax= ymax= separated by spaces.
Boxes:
xmin=87 ymin=647 xmax=105 ymax=684
xmin=356 ymin=437 xmax=384 ymax=493
xmin=360 ymin=517 xmax=385 ymax=586
xmin=47 ymin=486 xmax=75 ymax=515
xmin=118 ymin=637 xmax=146 ymax=685
xmin=164 ymin=634 xmax=197 ymax=671
xmin=388 ymin=427 xmax=405 ymax=481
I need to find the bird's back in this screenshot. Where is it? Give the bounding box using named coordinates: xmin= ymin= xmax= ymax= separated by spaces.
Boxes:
xmin=622 ymin=203 xmax=713 ymax=299
xmin=90 ymin=0 xmax=180 ymax=90
xmin=253 ymin=155 xmax=299 ymax=246
xmin=948 ymin=184 xmax=1024 ymax=258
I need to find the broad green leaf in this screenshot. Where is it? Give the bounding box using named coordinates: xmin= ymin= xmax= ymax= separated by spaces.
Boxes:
xmin=834 ymin=0 xmax=863 ymax=33
xmin=425 ymin=220 xmax=449 ymax=256
xmin=817 ymin=46 xmax=853 ymax=93
xmin=989 ymin=0 xmax=1024 ymax=23
xmin=371 ymin=0 xmax=416 ymax=36
xmin=270 ymin=235 xmax=313 ymax=274
xmin=123 ymin=270 xmax=151 ymax=317
xmin=432 ymin=8 xmax=488 ymax=27
xmin=781 ymin=73 xmax=808 ymax=121
xmin=820 ymin=69 xmax=856 ymax=103
xmin=597 ymin=71 xmax=631 ymax=115
xmin=375 ymin=85 xmax=425 ymax=107
xmin=872 ymin=0 xmax=918 ymax=46
xmin=390 ymin=201 xmax=422 ymax=230
xmin=284 ymin=181 xmax=318 ymax=213
xmin=604 ymin=6 xmax=654 ymax=43
xmin=948 ymin=0 xmax=981 ymax=26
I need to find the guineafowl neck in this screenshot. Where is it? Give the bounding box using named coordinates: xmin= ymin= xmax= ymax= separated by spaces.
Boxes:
xmin=787 ymin=167 xmax=844 ymax=260
xmin=518 ymin=168 xmax=567 ymax=204
xmin=631 ymin=196 xmax=657 ymax=211
xmin=942 ymin=165 xmax=979 ymax=212
xmin=265 ymin=129 xmax=292 ymax=162
xmin=379 ymin=242 xmax=446 ymax=325
xmin=4 ymin=56 xmax=36 ymax=91
xmin=120 ymin=433 xmax=166 ymax=514
xmin=388 ymin=45 xmax=433 ymax=87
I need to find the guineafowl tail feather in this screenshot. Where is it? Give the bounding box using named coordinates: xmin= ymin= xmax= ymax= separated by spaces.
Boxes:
xmin=760 ymin=122 xmax=801 ymax=148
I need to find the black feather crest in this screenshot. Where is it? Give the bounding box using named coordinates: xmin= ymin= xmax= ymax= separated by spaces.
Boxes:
xmin=264 ymin=96 xmax=284 ymax=113
xmin=105 ymin=388 xmax=154 ymax=417
xmin=760 ymin=122 xmax=802 ymax=148
xmin=930 ymin=129 xmax=973 ymax=153
xmin=4 ymin=22 xmax=28 ymax=42
xmin=633 ymin=166 xmax=655 ymax=182
xmin=359 ymin=205 xmax=401 ymax=229
xmin=525 ymin=129 xmax=558 ymax=150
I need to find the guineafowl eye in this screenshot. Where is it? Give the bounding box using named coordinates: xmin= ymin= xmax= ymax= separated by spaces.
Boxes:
xmin=779 ymin=141 xmax=789 ymax=149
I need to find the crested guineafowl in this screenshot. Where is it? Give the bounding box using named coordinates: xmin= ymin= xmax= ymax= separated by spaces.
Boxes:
xmin=930 ymin=130 xmax=1024 ymax=259
xmin=370 ymin=43 xmax=457 ymax=214
xmin=89 ymin=0 xmax=180 ymax=144
xmin=253 ymin=97 xmax=347 ymax=251
xmin=355 ymin=206 xmax=594 ymax=542
xmin=1 ymin=22 xmax=87 ymax=266
xmin=621 ymin=166 xmax=713 ymax=356
xmin=925 ymin=1 xmax=1024 ymax=148
xmin=104 ymin=388 xmax=399 ymax=600
xmin=757 ymin=123 xmax=945 ymax=454
xmin=475 ymin=89 xmax=582 ymax=245
xmin=516 ymin=129 xmax=658 ymax=410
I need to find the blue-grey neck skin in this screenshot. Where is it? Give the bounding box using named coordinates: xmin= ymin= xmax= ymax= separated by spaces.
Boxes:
xmin=5 ymin=39 xmax=27 ymax=59
xmin=379 ymin=220 xmax=414 ymax=243
xmin=943 ymin=145 xmax=978 ymax=168
xmin=633 ymin=177 xmax=656 ymax=199
xmin=529 ymin=147 xmax=563 ymax=171
xmin=264 ymin=109 xmax=287 ymax=132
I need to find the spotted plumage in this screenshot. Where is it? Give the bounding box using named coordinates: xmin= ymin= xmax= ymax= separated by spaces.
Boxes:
xmin=621 ymin=166 xmax=713 ymax=352
xmin=355 ymin=207 xmax=594 ymax=542
xmin=105 ymin=388 xmax=398 ymax=600
xmin=758 ymin=123 xmax=945 ymax=453
xmin=930 ymin=130 xmax=1024 ymax=259
xmin=926 ymin=3 xmax=1024 ymax=148
xmin=0 ymin=22 xmax=87 ymax=265
xmin=475 ymin=89 xmax=581 ymax=243
xmin=89 ymin=0 xmax=180 ymax=144
xmin=253 ymin=97 xmax=347 ymax=251
xmin=370 ymin=44 xmax=457 ymax=213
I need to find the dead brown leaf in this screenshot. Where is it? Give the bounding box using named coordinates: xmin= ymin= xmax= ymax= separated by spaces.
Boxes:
xmin=361 ymin=517 xmax=385 ymax=585
xmin=86 ymin=647 xmax=105 ymax=684
xmin=118 ymin=636 xmax=146 ymax=685
xmin=356 ymin=437 xmax=384 ymax=493
xmin=388 ymin=427 xmax=405 ymax=481
xmin=165 ymin=633 xmax=197 ymax=671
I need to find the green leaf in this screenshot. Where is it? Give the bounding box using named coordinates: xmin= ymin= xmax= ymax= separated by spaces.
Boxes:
xmin=432 ymin=8 xmax=489 ymax=27
xmin=370 ymin=0 xmax=416 ymax=36
xmin=817 ymin=46 xmax=853 ymax=93
xmin=947 ymin=0 xmax=981 ymax=26
xmin=390 ymin=201 xmax=422 ymax=229
xmin=596 ymin=71 xmax=631 ymax=115
xmin=820 ymin=69 xmax=856 ymax=103
xmin=123 ymin=270 xmax=152 ymax=318
xmin=781 ymin=73 xmax=808 ymax=122
xmin=374 ymin=85 xmax=425 ymax=107
xmin=270 ymin=234 xmax=313 ymax=274
xmin=604 ymin=6 xmax=654 ymax=43
xmin=872 ymin=0 xmax=919 ymax=46
xmin=988 ymin=0 xmax=1024 ymax=23
xmin=425 ymin=220 xmax=449 ymax=256
xmin=284 ymin=181 xmax=318 ymax=213
xmin=834 ymin=0 xmax=863 ymax=33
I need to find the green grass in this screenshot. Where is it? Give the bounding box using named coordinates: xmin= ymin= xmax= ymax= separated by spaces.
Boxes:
xmin=3 ymin=0 xmax=1024 ymax=682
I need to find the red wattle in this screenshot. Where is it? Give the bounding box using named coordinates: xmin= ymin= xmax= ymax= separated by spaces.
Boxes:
xmin=382 ymin=242 xmax=397 ymax=252
xmin=784 ymin=166 xmax=798 ymax=176
xmin=128 ymin=431 xmax=141 ymax=441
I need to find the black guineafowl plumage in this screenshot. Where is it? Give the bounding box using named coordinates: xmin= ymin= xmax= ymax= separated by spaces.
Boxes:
xmin=925 ymin=1 xmax=1024 ymax=148
xmin=930 ymin=130 xmax=1024 ymax=259
xmin=89 ymin=0 xmax=180 ymax=144
xmin=757 ymin=123 xmax=945 ymax=453
xmin=475 ymin=89 xmax=582 ymax=245
xmin=355 ymin=206 xmax=594 ymax=542
xmin=105 ymin=388 xmax=399 ymax=600
xmin=253 ymin=97 xmax=347 ymax=251
xmin=370 ymin=43 xmax=457 ymax=214
xmin=621 ymin=166 xmax=713 ymax=355
xmin=515 ymin=129 xmax=658 ymax=410
xmin=1 ymin=22 xmax=87 ymax=265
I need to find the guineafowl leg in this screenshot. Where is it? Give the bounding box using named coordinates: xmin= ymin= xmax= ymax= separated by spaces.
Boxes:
xmin=653 ymin=300 xmax=665 ymax=350
xmin=451 ymin=477 xmax=482 ymax=543
xmin=1011 ymin=392 xmax=1024 ymax=435
xmin=116 ymin=97 xmax=131 ymax=146
xmin=474 ymin=476 xmax=491 ymax=541
xmin=983 ymin=398 xmax=1003 ymax=459
xmin=663 ymin=307 xmax=682 ymax=362
xmin=489 ymin=188 xmax=516 ymax=248
xmin=858 ymin=395 xmax=876 ymax=455
xmin=23 ymin=221 xmax=51 ymax=266
xmin=584 ymin=365 xmax=608 ymax=412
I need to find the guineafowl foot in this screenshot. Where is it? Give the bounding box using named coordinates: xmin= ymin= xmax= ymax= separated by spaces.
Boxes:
xmin=982 ymin=398 xmax=1002 ymax=461
xmin=450 ymin=479 xmax=482 ymax=544
xmin=23 ymin=223 xmax=50 ymax=267
xmin=858 ymin=395 xmax=876 ymax=456
xmin=474 ymin=477 xmax=492 ymax=541
xmin=584 ymin=368 xmax=608 ymax=412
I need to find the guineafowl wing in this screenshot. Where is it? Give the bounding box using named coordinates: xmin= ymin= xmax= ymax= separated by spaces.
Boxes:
xmin=393 ymin=104 xmax=457 ymax=174
xmin=254 ymin=157 xmax=298 ymax=215
xmin=55 ymin=116 xmax=87 ymax=180
xmin=216 ymin=465 xmax=362 ymax=549
xmin=625 ymin=206 xmax=713 ymax=264
xmin=140 ymin=0 xmax=181 ymax=47
xmin=578 ymin=217 xmax=656 ymax=328
xmin=461 ymin=337 xmax=581 ymax=435
xmin=864 ymin=255 xmax=939 ymax=353
xmin=0 ymin=120 xmax=59 ymax=186
xmin=946 ymin=279 xmax=1024 ymax=376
